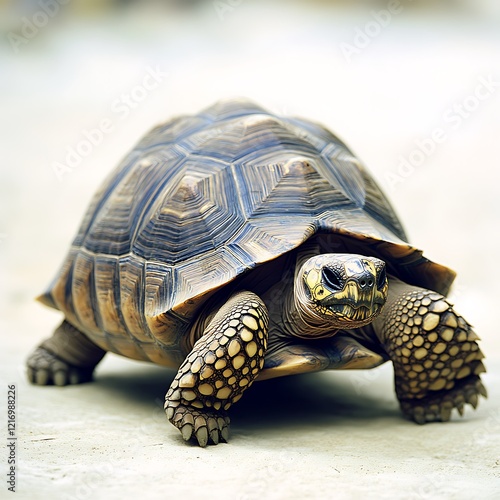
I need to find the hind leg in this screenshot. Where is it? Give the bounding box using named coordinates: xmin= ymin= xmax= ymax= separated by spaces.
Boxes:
xmin=374 ymin=279 xmax=487 ymax=423
xmin=27 ymin=320 xmax=106 ymax=386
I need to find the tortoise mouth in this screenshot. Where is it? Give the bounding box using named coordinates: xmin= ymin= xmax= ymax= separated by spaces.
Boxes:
xmin=321 ymin=296 xmax=385 ymax=310
xmin=326 ymin=303 xmax=382 ymax=322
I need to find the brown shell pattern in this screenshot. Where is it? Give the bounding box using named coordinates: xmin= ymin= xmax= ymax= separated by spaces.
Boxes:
xmin=39 ymin=99 xmax=456 ymax=366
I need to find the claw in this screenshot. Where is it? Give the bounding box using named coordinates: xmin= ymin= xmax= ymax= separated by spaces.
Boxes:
xmin=414 ymin=414 xmax=426 ymax=425
xmin=218 ymin=416 xmax=228 ymax=429
xmin=399 ymin=372 xmax=486 ymax=425
xmin=468 ymin=393 xmax=479 ymax=409
xmin=409 ymin=405 xmax=426 ymax=424
xmin=474 ymin=362 xmax=487 ymax=375
xmin=478 ymin=382 xmax=488 ymax=398
xmin=221 ymin=426 xmax=229 ymax=442
xmin=35 ymin=369 xmax=49 ymax=385
xmin=69 ymin=371 xmax=80 ymax=385
xmin=181 ymin=424 xmax=193 ymax=441
xmin=27 ymin=347 xmax=94 ymax=386
xmin=194 ymin=415 xmax=205 ymax=433
xmin=54 ymin=371 xmax=67 ymax=386
xmin=207 ymin=418 xmax=218 ymax=444
xmin=196 ymin=427 xmax=209 ymax=447
xmin=467 ymin=331 xmax=480 ymax=341
xmin=166 ymin=404 xmax=230 ymax=446
xmin=210 ymin=429 xmax=219 ymax=445
xmin=440 ymin=407 xmax=452 ymax=422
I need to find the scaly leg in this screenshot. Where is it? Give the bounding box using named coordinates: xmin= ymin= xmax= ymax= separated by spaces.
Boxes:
xmin=165 ymin=291 xmax=269 ymax=446
xmin=373 ymin=279 xmax=487 ymax=423
xmin=27 ymin=320 xmax=106 ymax=386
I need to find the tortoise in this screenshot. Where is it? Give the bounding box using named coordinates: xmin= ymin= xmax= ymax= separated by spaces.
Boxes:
xmin=28 ymin=98 xmax=487 ymax=447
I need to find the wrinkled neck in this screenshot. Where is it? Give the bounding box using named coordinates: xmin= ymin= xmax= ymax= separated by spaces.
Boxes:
xmin=288 ymin=273 xmax=339 ymax=339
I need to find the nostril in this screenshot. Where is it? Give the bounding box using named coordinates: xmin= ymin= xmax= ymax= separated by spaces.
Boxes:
xmin=359 ymin=276 xmax=374 ymax=289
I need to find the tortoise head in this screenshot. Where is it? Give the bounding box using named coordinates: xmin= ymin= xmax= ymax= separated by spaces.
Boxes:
xmin=297 ymin=254 xmax=388 ymax=330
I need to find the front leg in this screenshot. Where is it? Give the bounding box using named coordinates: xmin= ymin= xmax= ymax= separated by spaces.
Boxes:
xmin=373 ymin=279 xmax=487 ymax=424
xmin=164 ymin=291 xmax=269 ymax=447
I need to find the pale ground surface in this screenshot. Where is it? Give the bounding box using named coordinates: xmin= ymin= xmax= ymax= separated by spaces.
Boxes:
xmin=1 ymin=1 xmax=500 ymax=499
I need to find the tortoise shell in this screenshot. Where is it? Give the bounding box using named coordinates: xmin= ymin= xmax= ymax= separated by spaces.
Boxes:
xmin=39 ymin=99 xmax=455 ymax=368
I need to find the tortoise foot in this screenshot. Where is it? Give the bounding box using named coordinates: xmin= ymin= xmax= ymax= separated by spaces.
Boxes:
xmin=400 ymin=375 xmax=487 ymax=424
xmin=165 ymin=402 xmax=230 ymax=447
xmin=27 ymin=347 xmax=94 ymax=386
xmin=377 ymin=282 xmax=487 ymax=424
xmin=164 ymin=291 xmax=268 ymax=446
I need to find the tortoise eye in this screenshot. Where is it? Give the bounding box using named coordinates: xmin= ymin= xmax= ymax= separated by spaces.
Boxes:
xmin=322 ymin=267 xmax=342 ymax=291
xmin=377 ymin=266 xmax=387 ymax=289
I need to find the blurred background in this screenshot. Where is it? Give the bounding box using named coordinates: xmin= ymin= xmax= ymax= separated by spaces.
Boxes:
xmin=0 ymin=1 xmax=499 ymax=497
xmin=1 ymin=0 xmax=499 ymax=352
